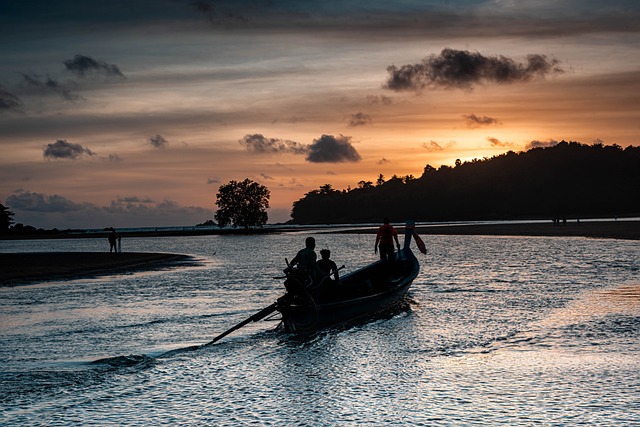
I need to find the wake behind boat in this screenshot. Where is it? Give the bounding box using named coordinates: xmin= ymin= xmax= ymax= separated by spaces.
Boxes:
xmin=207 ymin=221 xmax=422 ymax=344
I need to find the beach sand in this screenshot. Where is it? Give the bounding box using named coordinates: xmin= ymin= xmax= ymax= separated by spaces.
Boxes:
xmin=0 ymin=252 xmax=197 ymax=286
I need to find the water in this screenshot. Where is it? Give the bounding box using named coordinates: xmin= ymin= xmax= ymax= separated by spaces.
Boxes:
xmin=1 ymin=233 xmax=639 ymax=426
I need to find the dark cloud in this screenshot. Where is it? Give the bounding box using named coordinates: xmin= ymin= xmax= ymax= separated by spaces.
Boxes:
xmin=240 ymin=133 xmax=307 ymax=154
xmin=0 ymin=85 xmax=22 ymax=111
xmin=525 ymin=139 xmax=559 ymax=150
xmin=348 ymin=112 xmax=372 ymax=127
xmin=149 ymin=134 xmax=169 ymax=148
xmin=108 ymin=154 xmax=123 ymax=162
xmin=43 ymin=139 xmax=95 ymax=160
xmin=378 ymin=158 xmax=391 ymax=165
xmin=306 ymin=134 xmax=361 ymax=163
xmin=260 ymin=173 xmax=273 ymax=180
xmin=464 ymin=113 xmax=500 ymax=128
xmin=207 ymin=177 xmax=220 ymax=184
xmin=63 ymin=54 xmax=125 ymax=78
xmin=21 ymin=73 xmax=81 ymax=101
xmin=385 ymin=48 xmax=564 ymax=92
xmin=6 ymin=191 xmax=85 ymax=212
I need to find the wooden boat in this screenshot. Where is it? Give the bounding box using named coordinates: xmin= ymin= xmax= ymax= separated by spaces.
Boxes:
xmin=278 ymin=226 xmax=420 ymax=333
xmin=206 ymin=221 xmax=422 ymax=345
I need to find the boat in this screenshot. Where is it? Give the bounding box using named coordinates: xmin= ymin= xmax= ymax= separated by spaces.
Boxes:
xmin=206 ymin=221 xmax=422 ymax=344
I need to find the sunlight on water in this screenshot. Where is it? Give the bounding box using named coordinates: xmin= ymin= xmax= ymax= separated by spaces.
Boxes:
xmin=1 ymin=233 xmax=638 ymax=426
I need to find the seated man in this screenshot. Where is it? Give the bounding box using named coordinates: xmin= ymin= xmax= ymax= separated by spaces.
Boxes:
xmin=317 ymin=249 xmax=339 ymax=283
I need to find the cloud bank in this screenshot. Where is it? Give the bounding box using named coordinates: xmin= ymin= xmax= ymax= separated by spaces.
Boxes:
xmin=385 ymin=48 xmax=564 ymax=92
xmin=5 ymin=190 xmax=213 ymax=229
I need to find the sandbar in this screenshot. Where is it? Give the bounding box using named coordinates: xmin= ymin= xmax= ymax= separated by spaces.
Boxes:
xmin=1 ymin=252 xmax=197 ymax=286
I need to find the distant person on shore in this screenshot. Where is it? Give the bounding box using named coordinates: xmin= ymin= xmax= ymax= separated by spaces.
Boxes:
xmin=375 ymin=217 xmax=400 ymax=262
xmin=108 ymin=229 xmax=118 ymax=253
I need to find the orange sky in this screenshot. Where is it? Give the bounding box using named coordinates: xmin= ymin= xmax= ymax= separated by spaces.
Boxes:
xmin=1 ymin=1 xmax=639 ymax=228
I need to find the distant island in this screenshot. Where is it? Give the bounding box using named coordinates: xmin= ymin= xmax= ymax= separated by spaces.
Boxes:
xmin=290 ymin=141 xmax=640 ymax=224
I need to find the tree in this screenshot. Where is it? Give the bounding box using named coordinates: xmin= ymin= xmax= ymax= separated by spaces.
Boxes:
xmin=214 ymin=179 xmax=270 ymax=230
xmin=0 ymin=204 xmax=15 ymax=233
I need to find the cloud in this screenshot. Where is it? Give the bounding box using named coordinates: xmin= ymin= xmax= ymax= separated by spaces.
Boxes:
xmin=525 ymin=139 xmax=559 ymax=150
xmin=306 ymin=134 xmax=361 ymax=163
xmin=0 ymin=85 xmax=22 ymax=111
xmin=385 ymin=48 xmax=564 ymax=92
xmin=348 ymin=112 xmax=372 ymax=127
xmin=43 ymin=139 xmax=95 ymax=160
xmin=149 ymin=134 xmax=169 ymax=148
xmin=260 ymin=173 xmax=273 ymax=180
xmin=240 ymin=133 xmax=307 ymax=154
xmin=378 ymin=158 xmax=391 ymax=165
xmin=21 ymin=73 xmax=81 ymax=101
xmin=207 ymin=177 xmax=220 ymax=184
xmin=487 ymin=137 xmax=513 ymax=148
xmin=63 ymin=54 xmax=125 ymax=78
xmin=464 ymin=113 xmax=500 ymax=128
xmin=5 ymin=190 xmax=214 ymax=229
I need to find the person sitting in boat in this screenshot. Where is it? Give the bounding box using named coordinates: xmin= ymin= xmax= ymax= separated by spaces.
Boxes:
xmin=287 ymin=237 xmax=322 ymax=282
xmin=374 ymin=217 xmax=400 ymax=262
xmin=317 ymin=249 xmax=340 ymax=283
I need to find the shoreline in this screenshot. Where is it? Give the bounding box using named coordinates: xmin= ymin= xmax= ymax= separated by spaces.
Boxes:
xmin=1 ymin=219 xmax=638 ymax=241
xmin=0 ymin=252 xmax=200 ymax=286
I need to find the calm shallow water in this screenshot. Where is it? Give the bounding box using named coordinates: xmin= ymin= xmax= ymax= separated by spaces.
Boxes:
xmin=1 ymin=233 xmax=639 ymax=426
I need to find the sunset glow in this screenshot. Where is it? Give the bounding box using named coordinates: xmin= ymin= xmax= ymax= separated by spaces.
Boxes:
xmin=1 ymin=1 xmax=639 ymax=228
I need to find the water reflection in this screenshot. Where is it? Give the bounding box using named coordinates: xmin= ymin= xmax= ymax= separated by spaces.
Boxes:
xmin=1 ymin=233 xmax=638 ymax=426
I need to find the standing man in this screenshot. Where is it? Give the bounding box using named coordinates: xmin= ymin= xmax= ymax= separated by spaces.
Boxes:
xmin=108 ymin=229 xmax=118 ymax=253
xmin=375 ymin=217 xmax=400 ymax=261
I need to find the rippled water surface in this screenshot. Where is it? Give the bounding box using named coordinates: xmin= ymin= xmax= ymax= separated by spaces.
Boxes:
xmin=1 ymin=233 xmax=639 ymax=426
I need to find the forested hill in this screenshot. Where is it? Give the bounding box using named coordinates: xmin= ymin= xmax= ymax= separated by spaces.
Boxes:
xmin=289 ymin=141 xmax=640 ymax=224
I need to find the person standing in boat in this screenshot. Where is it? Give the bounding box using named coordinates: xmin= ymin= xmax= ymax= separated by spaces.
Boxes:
xmin=375 ymin=217 xmax=400 ymax=262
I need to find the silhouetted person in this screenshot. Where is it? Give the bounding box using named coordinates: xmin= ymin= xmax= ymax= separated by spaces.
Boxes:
xmin=289 ymin=236 xmax=322 ymax=282
xmin=375 ymin=217 xmax=400 ymax=262
xmin=317 ymin=249 xmax=340 ymax=282
xmin=108 ymin=229 xmax=118 ymax=253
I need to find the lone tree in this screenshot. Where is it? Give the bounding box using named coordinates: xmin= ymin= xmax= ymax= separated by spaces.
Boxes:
xmin=0 ymin=203 xmax=15 ymax=233
xmin=215 ymin=178 xmax=270 ymax=230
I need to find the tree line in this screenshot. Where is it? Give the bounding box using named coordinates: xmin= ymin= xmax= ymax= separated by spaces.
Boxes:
xmin=289 ymin=141 xmax=640 ymax=224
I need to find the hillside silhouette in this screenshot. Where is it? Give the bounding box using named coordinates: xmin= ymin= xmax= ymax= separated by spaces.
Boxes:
xmin=290 ymin=141 xmax=640 ymax=224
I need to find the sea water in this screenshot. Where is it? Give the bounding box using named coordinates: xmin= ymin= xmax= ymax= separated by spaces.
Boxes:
xmin=1 ymin=233 xmax=639 ymax=426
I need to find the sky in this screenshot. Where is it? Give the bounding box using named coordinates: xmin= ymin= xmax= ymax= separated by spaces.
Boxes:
xmin=1 ymin=0 xmax=639 ymax=229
